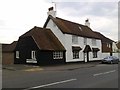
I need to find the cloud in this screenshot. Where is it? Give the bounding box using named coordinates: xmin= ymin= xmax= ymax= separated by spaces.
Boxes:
xmin=56 ymin=2 xmax=118 ymax=41
xmin=0 ymin=0 xmax=52 ymax=43
xmin=52 ymin=0 xmax=119 ymax=2
xmin=57 ymin=2 xmax=117 ymax=17
xmin=0 ymin=0 xmax=118 ymax=43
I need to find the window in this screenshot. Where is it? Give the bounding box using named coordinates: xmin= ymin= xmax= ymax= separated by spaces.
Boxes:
xmin=93 ymin=51 xmax=97 ymax=58
xmin=107 ymin=43 xmax=111 ymax=48
xmin=53 ymin=52 xmax=63 ymax=59
xmin=72 ymin=35 xmax=78 ymax=44
xmin=73 ymin=51 xmax=79 ymax=59
xmin=16 ymin=51 xmax=19 ymax=59
xmin=84 ymin=38 xmax=87 ymax=45
xmin=92 ymin=39 xmax=96 ymax=46
xmin=31 ymin=51 xmax=36 ymax=59
xmin=107 ymin=43 xmax=109 ymax=47
xmin=79 ymin=26 xmax=82 ymax=31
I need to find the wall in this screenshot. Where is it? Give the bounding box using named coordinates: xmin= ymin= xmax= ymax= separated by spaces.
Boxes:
xmin=113 ymin=53 xmax=119 ymax=58
xmin=37 ymin=51 xmax=66 ymax=65
xmin=87 ymin=38 xmax=102 ymax=61
xmin=46 ymin=19 xmax=66 ymax=46
xmin=46 ymin=19 xmax=102 ymax=62
xmin=65 ymin=34 xmax=102 ymax=62
xmin=2 ymin=52 xmax=14 ymax=65
xmin=15 ymin=36 xmax=39 ymax=64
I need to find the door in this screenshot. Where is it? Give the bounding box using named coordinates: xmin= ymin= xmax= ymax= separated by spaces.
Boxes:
xmin=87 ymin=52 xmax=89 ymax=62
xmin=84 ymin=52 xmax=89 ymax=62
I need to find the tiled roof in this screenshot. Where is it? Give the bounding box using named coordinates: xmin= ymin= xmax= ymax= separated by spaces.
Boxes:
xmin=20 ymin=26 xmax=65 ymax=51
xmin=2 ymin=41 xmax=17 ymax=52
xmin=44 ymin=15 xmax=100 ymax=39
xmin=94 ymin=32 xmax=114 ymax=43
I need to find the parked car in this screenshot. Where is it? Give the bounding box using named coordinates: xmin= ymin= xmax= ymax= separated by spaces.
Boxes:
xmin=101 ymin=56 xmax=119 ymax=64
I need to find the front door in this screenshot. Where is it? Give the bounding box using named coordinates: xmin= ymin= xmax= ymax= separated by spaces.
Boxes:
xmin=84 ymin=52 xmax=89 ymax=62
xmin=87 ymin=52 xmax=89 ymax=62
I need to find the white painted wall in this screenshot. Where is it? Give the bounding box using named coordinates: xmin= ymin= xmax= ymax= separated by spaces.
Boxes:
xmin=45 ymin=19 xmax=102 ymax=62
xmin=112 ymin=42 xmax=118 ymax=52
xmin=46 ymin=19 xmax=65 ymax=46
xmin=102 ymin=53 xmax=110 ymax=59
xmin=0 ymin=44 xmax=2 ymax=64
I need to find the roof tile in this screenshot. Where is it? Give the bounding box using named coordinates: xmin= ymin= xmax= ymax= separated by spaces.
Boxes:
xmin=20 ymin=26 xmax=65 ymax=51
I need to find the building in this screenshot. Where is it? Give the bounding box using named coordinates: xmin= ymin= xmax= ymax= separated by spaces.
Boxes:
xmin=116 ymin=41 xmax=120 ymax=52
xmin=2 ymin=41 xmax=17 ymax=65
xmin=94 ymin=31 xmax=119 ymax=58
xmin=44 ymin=7 xmax=102 ymax=63
xmin=14 ymin=27 xmax=66 ymax=65
xmin=14 ymin=7 xmax=118 ymax=65
xmin=116 ymin=41 xmax=120 ymax=59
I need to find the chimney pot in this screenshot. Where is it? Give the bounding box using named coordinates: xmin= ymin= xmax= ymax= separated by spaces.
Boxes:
xmin=85 ymin=19 xmax=90 ymax=28
xmin=47 ymin=7 xmax=56 ymax=18
xmin=48 ymin=7 xmax=54 ymax=11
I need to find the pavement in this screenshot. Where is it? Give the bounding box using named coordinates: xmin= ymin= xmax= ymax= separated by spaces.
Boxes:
xmin=2 ymin=61 xmax=101 ymax=71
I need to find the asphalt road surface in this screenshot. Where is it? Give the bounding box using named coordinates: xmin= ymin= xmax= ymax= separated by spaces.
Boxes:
xmin=2 ymin=63 xmax=118 ymax=89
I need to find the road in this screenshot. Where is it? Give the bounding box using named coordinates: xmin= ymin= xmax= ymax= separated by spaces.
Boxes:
xmin=2 ymin=63 xmax=118 ymax=89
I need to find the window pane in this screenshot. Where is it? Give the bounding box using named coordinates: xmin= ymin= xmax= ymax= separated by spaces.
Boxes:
xmin=53 ymin=52 xmax=63 ymax=59
xmin=93 ymin=51 xmax=97 ymax=58
xmin=73 ymin=51 xmax=79 ymax=59
xmin=32 ymin=51 xmax=36 ymax=59
xmin=92 ymin=39 xmax=96 ymax=46
xmin=16 ymin=51 xmax=19 ymax=59
xmin=72 ymin=35 xmax=78 ymax=44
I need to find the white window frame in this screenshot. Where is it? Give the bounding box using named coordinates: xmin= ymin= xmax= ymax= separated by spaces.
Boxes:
xmin=16 ymin=51 xmax=19 ymax=59
xmin=84 ymin=38 xmax=87 ymax=45
xmin=53 ymin=52 xmax=63 ymax=59
xmin=31 ymin=51 xmax=36 ymax=59
xmin=73 ymin=51 xmax=79 ymax=59
xmin=72 ymin=35 xmax=78 ymax=44
xmin=92 ymin=39 xmax=96 ymax=46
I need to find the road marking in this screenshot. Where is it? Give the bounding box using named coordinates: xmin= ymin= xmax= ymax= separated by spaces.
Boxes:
xmin=23 ymin=68 xmax=43 ymax=71
xmin=93 ymin=70 xmax=116 ymax=76
xmin=24 ymin=78 xmax=77 ymax=90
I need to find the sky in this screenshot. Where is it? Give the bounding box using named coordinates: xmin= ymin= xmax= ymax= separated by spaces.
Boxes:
xmin=0 ymin=0 xmax=119 ymax=44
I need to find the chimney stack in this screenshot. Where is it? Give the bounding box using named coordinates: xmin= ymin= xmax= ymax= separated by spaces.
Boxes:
xmin=47 ymin=7 xmax=56 ymax=18
xmin=85 ymin=19 xmax=90 ymax=28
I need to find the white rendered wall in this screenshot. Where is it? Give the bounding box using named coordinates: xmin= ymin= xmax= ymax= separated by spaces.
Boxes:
xmin=46 ymin=20 xmax=66 ymax=46
xmin=46 ymin=19 xmax=102 ymax=62
xmin=102 ymin=53 xmax=110 ymax=59
xmin=87 ymin=38 xmax=102 ymax=61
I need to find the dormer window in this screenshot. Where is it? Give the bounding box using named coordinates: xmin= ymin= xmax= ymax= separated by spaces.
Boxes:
xmin=78 ymin=26 xmax=82 ymax=31
xmin=72 ymin=35 xmax=78 ymax=44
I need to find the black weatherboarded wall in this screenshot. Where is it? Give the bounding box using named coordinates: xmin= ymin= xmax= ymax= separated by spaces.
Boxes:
xmin=14 ymin=36 xmax=39 ymax=64
xmin=15 ymin=36 xmax=66 ymax=65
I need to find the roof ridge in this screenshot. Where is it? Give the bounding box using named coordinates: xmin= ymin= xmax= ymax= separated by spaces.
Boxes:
xmin=56 ymin=17 xmax=85 ymax=27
